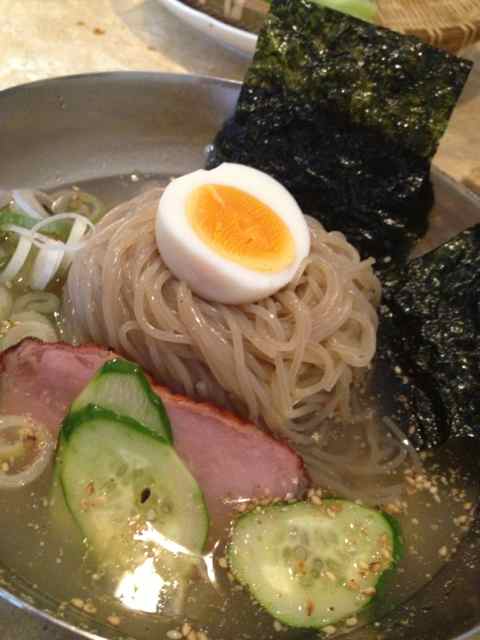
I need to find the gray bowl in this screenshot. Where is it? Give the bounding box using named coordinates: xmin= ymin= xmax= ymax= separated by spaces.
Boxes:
xmin=0 ymin=72 xmax=479 ymax=640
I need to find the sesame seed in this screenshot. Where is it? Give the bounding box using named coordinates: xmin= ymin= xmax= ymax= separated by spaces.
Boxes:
xmin=218 ymin=557 xmax=228 ymax=569
xmin=362 ymin=587 xmax=376 ymax=596
xmin=324 ymin=625 xmax=336 ymax=635
xmin=83 ymin=602 xmax=97 ymax=614
xmin=273 ymin=620 xmax=284 ymax=632
xmin=167 ymin=631 xmax=183 ymax=640
xmin=311 ymin=495 xmax=322 ymax=506
xmin=71 ymin=598 xmax=84 ymax=609
xmin=107 ymin=615 xmax=121 ymax=626
xmin=438 ymin=546 xmax=448 ymax=558
xmin=345 ymin=617 xmax=358 ymax=627
xmin=325 ymin=571 xmax=336 ymax=582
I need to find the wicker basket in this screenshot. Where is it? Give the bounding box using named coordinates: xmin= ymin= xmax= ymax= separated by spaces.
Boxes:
xmin=377 ymin=0 xmax=480 ymax=53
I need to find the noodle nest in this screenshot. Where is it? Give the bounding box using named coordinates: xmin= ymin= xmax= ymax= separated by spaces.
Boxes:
xmin=64 ymin=188 xmax=417 ymax=502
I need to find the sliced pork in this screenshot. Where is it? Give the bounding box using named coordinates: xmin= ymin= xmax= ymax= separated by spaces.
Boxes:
xmin=0 ymin=339 xmax=309 ymax=527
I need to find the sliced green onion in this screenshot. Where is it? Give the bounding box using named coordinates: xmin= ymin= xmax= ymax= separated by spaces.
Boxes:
xmin=63 ymin=217 xmax=90 ymax=267
xmin=10 ymin=310 xmax=57 ymax=327
xmin=29 ymin=214 xmax=94 ymax=290
xmin=0 ymin=236 xmax=32 ymax=284
xmin=30 ymin=247 xmax=64 ymax=291
xmin=51 ymin=191 xmax=104 ymax=223
xmin=0 ymin=416 xmax=54 ymax=489
xmin=31 ymin=213 xmax=94 ymax=252
xmin=0 ymin=319 xmax=57 ymax=351
xmin=1 ymin=211 xmax=94 ymax=290
xmin=0 ymin=285 xmax=13 ymax=321
xmin=12 ymin=292 xmax=60 ymax=315
xmin=12 ymin=190 xmax=48 ymax=220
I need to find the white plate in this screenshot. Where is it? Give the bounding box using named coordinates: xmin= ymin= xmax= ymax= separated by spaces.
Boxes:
xmin=156 ymin=0 xmax=257 ymax=56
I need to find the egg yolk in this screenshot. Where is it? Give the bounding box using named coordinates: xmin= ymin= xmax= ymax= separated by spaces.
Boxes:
xmin=187 ymin=184 xmax=295 ymax=273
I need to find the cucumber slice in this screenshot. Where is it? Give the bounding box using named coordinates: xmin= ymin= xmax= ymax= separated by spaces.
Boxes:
xmin=50 ymin=435 xmax=77 ymax=533
xmin=311 ymin=0 xmax=377 ymax=22
xmin=60 ymin=406 xmax=208 ymax=566
xmin=228 ymin=500 xmax=400 ymax=629
xmin=70 ymin=358 xmax=172 ymax=443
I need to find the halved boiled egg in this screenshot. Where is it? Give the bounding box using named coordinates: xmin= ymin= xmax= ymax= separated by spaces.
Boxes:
xmin=155 ymin=163 xmax=310 ymax=304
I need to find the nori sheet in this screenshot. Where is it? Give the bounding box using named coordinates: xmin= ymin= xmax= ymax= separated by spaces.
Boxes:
xmin=374 ymin=225 xmax=480 ymax=449
xmin=208 ymin=0 xmax=472 ymax=266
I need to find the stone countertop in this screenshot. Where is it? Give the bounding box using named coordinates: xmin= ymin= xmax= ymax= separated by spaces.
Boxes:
xmin=0 ymin=1 xmax=479 ymax=639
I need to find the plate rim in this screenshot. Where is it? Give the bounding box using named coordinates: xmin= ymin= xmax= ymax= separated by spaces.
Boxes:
xmin=0 ymin=69 xmax=241 ymax=99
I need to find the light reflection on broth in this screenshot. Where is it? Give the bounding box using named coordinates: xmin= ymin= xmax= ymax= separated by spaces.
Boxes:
xmin=0 ymin=175 xmax=478 ymax=640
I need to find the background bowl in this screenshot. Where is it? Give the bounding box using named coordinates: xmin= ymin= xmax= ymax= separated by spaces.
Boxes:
xmin=159 ymin=0 xmax=480 ymax=55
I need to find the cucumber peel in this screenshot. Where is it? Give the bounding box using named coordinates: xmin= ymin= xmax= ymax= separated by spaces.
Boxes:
xmin=228 ymin=500 xmax=401 ymax=629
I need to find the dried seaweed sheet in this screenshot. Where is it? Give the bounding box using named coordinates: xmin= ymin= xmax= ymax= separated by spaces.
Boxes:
xmin=374 ymin=225 xmax=480 ymax=449
xmin=208 ymin=0 xmax=472 ymax=265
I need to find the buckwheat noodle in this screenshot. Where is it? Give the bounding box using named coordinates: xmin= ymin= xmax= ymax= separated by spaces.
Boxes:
xmin=64 ymin=188 xmax=419 ymax=503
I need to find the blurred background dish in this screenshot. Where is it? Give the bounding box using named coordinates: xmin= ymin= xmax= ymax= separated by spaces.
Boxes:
xmin=157 ymin=0 xmax=480 ymax=55
xmin=156 ymin=0 xmax=257 ymax=55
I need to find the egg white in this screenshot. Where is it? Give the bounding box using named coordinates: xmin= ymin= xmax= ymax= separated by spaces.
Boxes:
xmin=155 ymin=163 xmax=310 ymax=305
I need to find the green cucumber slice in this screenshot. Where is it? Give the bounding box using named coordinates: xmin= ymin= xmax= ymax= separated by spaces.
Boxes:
xmin=70 ymin=358 xmax=172 ymax=443
xmin=263 ymin=0 xmax=377 ymax=21
xmin=228 ymin=500 xmax=400 ymax=629
xmin=312 ymin=0 xmax=377 ymax=22
xmin=50 ymin=435 xmax=77 ymax=533
xmin=60 ymin=406 xmax=208 ymax=566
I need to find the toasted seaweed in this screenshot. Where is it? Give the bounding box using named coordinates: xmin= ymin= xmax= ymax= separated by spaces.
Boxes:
xmin=374 ymin=225 xmax=480 ymax=449
xmin=208 ymin=0 xmax=472 ymax=265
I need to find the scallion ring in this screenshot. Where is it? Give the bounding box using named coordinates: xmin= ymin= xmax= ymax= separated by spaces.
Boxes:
xmin=0 ymin=416 xmax=54 ymax=489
